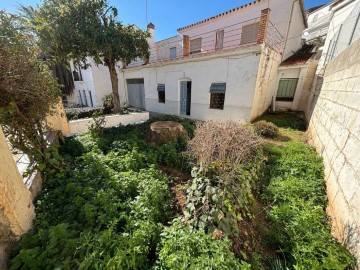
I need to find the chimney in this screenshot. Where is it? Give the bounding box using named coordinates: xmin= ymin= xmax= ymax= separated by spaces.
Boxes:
xmin=183 ymin=35 xmax=190 ymax=57
xmin=146 ymin=23 xmax=156 ymax=64
xmin=257 ymin=8 xmax=271 ymax=44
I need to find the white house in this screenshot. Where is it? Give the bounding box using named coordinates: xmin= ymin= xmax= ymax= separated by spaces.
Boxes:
xmin=118 ymin=0 xmax=307 ymax=122
xmin=67 ymin=0 xmax=307 ymax=122
xmin=303 ymin=3 xmax=332 ymax=42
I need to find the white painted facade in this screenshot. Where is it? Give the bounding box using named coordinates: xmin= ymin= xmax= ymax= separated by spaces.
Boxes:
xmin=317 ymin=0 xmax=360 ymax=73
xmin=67 ymin=0 xmax=307 ymax=122
xmin=303 ymin=3 xmax=332 ymax=41
xmin=119 ymin=0 xmax=306 ymax=122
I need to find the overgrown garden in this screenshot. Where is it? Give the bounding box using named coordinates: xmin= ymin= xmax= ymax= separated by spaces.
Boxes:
xmin=9 ymin=115 xmax=355 ymax=269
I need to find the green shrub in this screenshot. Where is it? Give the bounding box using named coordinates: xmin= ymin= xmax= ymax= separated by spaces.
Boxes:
xmin=264 ymin=142 xmax=355 ymax=269
xmin=253 ymin=120 xmax=279 ymax=138
xmin=155 ymin=219 xmax=250 ymax=270
xmin=10 ymin=128 xmax=173 ymax=269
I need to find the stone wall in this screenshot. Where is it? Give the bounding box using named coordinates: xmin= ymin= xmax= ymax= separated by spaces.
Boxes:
xmin=0 ymin=127 xmax=35 ymax=269
xmin=307 ymin=38 xmax=360 ymax=265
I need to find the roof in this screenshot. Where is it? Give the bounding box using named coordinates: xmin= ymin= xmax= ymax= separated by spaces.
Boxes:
xmin=280 ymin=44 xmax=316 ymax=66
xmin=177 ymin=0 xmax=264 ymax=31
xmin=178 ymin=0 xmax=308 ymax=32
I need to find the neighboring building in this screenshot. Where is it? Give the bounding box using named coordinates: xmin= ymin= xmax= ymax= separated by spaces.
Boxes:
xmin=305 ymin=0 xmax=360 ymax=119
xmin=118 ymin=0 xmax=307 ymax=122
xmin=303 ymin=3 xmax=332 ymax=42
xmin=318 ymin=0 xmax=360 ymax=73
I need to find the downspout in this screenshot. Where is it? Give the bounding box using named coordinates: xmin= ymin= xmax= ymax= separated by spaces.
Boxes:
xmin=282 ymin=0 xmax=296 ymax=62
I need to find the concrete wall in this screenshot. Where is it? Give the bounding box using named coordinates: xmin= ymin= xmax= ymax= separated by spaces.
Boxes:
xmin=307 ymin=38 xmax=360 ymax=265
xmin=120 ymin=47 xmax=262 ymax=122
xmin=250 ymin=45 xmax=282 ymax=120
xmin=281 ymin=0 xmax=307 ymax=61
xmin=0 ymin=127 xmax=35 ymax=269
xmin=69 ymin=112 xmax=149 ymax=134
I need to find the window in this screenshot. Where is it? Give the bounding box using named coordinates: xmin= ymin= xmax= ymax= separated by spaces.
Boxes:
xmin=170 ymin=47 xmax=177 ymax=59
xmin=276 ymin=79 xmax=299 ymax=101
xmin=190 ymin=38 xmax=202 ymax=54
xmin=158 ymin=84 xmax=165 ymax=103
xmin=240 ymin=22 xmax=259 ymax=45
xmin=215 ymin=30 xmax=224 ymax=50
xmin=209 ymin=83 xmax=226 ymax=110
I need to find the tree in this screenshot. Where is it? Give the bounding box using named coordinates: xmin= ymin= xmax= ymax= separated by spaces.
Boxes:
xmin=0 ymin=11 xmax=61 ymax=171
xmin=24 ymin=0 xmax=150 ymax=112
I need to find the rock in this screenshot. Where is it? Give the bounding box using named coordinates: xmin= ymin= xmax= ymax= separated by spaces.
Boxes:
xmin=147 ymin=121 xmax=189 ymax=145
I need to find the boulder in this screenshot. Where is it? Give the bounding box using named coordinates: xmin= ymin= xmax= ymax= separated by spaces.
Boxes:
xmin=147 ymin=121 xmax=189 ymax=145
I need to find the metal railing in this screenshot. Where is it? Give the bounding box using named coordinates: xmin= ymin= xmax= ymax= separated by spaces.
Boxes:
xmin=321 ymin=1 xmax=360 ymax=68
xmin=127 ymin=17 xmax=284 ymax=68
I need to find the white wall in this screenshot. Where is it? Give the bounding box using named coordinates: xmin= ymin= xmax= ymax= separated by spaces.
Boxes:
xmin=120 ymin=47 xmax=262 ymax=122
xmin=318 ymin=0 xmax=360 ymax=73
xmin=303 ymin=3 xmax=331 ymax=40
xmin=250 ymin=45 xmax=283 ymax=120
xmin=282 ymin=0 xmax=307 ymax=61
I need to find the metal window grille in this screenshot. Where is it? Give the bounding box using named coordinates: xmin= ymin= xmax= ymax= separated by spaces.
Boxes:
xmin=276 ymin=79 xmax=298 ymax=101
xmin=157 ymin=84 xmax=165 ymax=103
xmin=210 ymin=83 xmax=226 ymax=110
xmin=240 ymin=22 xmax=259 ymax=45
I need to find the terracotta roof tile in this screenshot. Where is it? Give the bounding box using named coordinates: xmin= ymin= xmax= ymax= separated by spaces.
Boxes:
xmin=280 ymin=44 xmax=316 ymax=66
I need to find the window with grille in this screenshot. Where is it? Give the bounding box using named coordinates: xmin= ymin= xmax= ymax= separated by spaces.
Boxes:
xmin=158 ymin=84 xmax=165 ymax=103
xmin=240 ymin=22 xmax=259 ymax=45
xmin=170 ymin=47 xmax=177 ymax=59
xmin=190 ymin=38 xmax=202 ymax=54
xmin=215 ymin=30 xmax=224 ymax=50
xmin=276 ymin=79 xmax=298 ymax=101
xmin=209 ymin=83 xmax=226 ymax=110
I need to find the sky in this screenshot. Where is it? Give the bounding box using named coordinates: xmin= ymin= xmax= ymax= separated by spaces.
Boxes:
xmin=0 ymin=0 xmax=332 ymax=41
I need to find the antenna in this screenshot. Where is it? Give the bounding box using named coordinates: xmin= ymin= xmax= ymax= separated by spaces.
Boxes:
xmin=146 ymin=0 xmax=148 ymax=24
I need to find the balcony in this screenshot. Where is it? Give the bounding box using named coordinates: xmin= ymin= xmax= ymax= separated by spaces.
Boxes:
xmin=127 ymin=17 xmax=284 ymax=68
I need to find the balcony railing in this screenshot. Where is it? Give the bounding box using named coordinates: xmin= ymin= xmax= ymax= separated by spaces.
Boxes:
xmin=127 ymin=17 xmax=284 ymax=68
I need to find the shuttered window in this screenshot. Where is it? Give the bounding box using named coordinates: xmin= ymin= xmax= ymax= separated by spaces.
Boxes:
xmin=190 ymin=38 xmax=202 ymax=54
xmin=170 ymin=47 xmax=177 ymax=59
xmin=240 ymin=22 xmax=259 ymax=45
xmin=276 ymin=79 xmax=298 ymax=101
xmin=157 ymin=84 xmax=165 ymax=103
xmin=215 ymin=30 xmax=224 ymax=50
xmin=210 ymin=83 xmax=226 ymax=110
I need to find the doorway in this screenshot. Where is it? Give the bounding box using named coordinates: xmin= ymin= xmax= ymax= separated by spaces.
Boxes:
xmin=180 ymin=81 xmax=191 ymax=116
xmin=127 ymin=78 xmax=145 ymax=109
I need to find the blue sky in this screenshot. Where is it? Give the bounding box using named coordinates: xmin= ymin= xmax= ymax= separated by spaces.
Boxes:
xmin=1 ymin=0 xmax=331 ymax=41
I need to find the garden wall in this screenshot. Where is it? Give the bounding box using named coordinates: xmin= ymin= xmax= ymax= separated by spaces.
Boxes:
xmin=307 ymin=38 xmax=360 ymax=265
xmin=69 ymin=112 xmax=149 ymax=134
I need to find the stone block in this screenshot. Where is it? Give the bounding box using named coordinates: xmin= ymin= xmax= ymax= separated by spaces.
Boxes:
xmin=342 ymin=134 xmax=360 ymax=172
xmin=332 ymin=152 xmax=346 ymax=177
xmin=338 ymin=165 xmax=358 ymax=202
